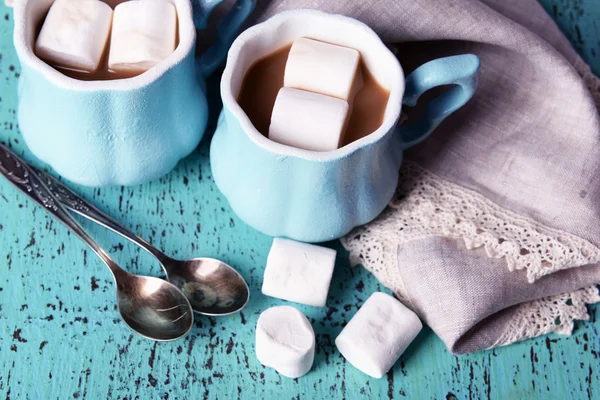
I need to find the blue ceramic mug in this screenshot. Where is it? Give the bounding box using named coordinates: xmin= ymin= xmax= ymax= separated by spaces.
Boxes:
xmin=13 ymin=0 xmax=254 ymax=187
xmin=211 ymin=9 xmax=480 ymax=242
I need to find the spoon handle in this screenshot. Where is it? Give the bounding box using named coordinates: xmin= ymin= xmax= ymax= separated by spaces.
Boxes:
xmin=0 ymin=144 xmax=125 ymax=279
xmin=31 ymin=166 xmax=170 ymax=266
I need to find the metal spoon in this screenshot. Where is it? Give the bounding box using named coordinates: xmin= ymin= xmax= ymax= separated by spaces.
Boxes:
xmin=0 ymin=144 xmax=193 ymax=341
xmin=32 ymin=167 xmax=250 ymax=317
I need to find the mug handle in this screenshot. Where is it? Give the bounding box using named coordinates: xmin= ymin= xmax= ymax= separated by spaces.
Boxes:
xmin=398 ymin=54 xmax=480 ymax=149
xmin=193 ymin=0 xmax=255 ymax=78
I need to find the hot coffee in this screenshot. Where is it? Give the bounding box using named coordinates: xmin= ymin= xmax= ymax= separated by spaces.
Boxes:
xmin=238 ymin=42 xmax=390 ymax=146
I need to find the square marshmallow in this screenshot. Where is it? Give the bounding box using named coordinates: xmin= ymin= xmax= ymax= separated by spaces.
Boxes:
xmin=35 ymin=0 xmax=113 ymax=72
xmin=256 ymin=306 xmax=315 ymax=378
xmin=269 ymin=87 xmax=349 ymax=151
xmin=108 ymin=0 xmax=177 ymax=73
xmin=284 ymin=37 xmax=361 ymax=101
xmin=262 ymin=238 xmax=336 ymax=307
xmin=335 ymin=292 xmax=423 ymax=378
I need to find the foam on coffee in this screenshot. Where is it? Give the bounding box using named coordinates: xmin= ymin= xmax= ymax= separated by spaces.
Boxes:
xmin=238 ymin=41 xmax=390 ymax=147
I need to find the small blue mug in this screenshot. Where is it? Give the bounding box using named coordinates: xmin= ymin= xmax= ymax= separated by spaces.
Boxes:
xmin=13 ymin=0 xmax=254 ymax=186
xmin=211 ymin=9 xmax=480 ymax=242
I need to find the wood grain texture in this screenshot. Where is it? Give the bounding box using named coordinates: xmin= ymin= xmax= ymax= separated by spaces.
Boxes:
xmin=0 ymin=2 xmax=599 ymax=399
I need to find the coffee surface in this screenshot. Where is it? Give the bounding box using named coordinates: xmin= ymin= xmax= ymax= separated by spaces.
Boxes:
xmin=36 ymin=0 xmax=178 ymax=81
xmin=237 ymin=43 xmax=390 ymax=147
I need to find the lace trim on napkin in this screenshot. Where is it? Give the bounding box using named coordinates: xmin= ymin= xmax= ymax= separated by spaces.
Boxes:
xmin=492 ymin=285 xmax=600 ymax=348
xmin=341 ymin=58 xmax=600 ymax=345
xmin=342 ymin=161 xmax=600 ymax=284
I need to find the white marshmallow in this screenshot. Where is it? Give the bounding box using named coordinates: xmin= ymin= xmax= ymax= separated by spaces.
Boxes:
xmin=335 ymin=292 xmax=422 ymax=378
xmin=35 ymin=0 xmax=113 ymax=72
xmin=256 ymin=306 xmax=315 ymax=378
xmin=284 ymin=37 xmax=361 ymax=101
xmin=108 ymin=0 xmax=177 ymax=73
xmin=262 ymin=238 xmax=336 ymax=307
xmin=269 ymin=88 xmax=349 ymax=152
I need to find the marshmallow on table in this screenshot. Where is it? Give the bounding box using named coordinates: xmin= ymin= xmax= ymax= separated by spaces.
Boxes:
xmin=262 ymin=238 xmax=336 ymax=307
xmin=284 ymin=37 xmax=362 ymax=101
xmin=335 ymin=292 xmax=422 ymax=378
xmin=35 ymin=0 xmax=113 ymax=73
xmin=256 ymin=306 xmax=315 ymax=378
xmin=268 ymin=88 xmax=349 ymax=152
xmin=108 ymin=0 xmax=177 ymax=74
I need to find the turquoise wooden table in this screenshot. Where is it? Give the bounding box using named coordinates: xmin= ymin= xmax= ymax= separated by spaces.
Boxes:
xmin=1 ymin=2 xmax=599 ymax=399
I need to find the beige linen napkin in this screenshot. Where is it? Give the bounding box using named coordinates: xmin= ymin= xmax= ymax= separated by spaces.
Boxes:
xmin=248 ymin=0 xmax=600 ymax=353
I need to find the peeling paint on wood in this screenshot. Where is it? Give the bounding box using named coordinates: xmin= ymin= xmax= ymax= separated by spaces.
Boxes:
xmin=539 ymin=0 xmax=600 ymax=76
xmin=0 ymin=2 xmax=599 ymax=399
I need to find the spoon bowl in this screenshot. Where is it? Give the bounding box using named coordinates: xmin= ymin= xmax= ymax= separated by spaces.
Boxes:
xmin=117 ymin=274 xmax=194 ymax=341
xmin=165 ymin=258 xmax=250 ymax=316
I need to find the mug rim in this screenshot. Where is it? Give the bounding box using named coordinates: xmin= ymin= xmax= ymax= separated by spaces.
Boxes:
xmin=13 ymin=0 xmax=196 ymax=92
xmin=220 ymin=9 xmax=405 ymax=162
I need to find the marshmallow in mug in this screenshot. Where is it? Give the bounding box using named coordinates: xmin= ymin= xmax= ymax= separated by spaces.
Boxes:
xmin=335 ymin=292 xmax=423 ymax=378
xmin=268 ymin=38 xmax=363 ymax=152
xmin=256 ymin=306 xmax=315 ymax=378
xmin=269 ymin=88 xmax=349 ymax=152
xmin=262 ymin=238 xmax=336 ymax=307
xmin=108 ymin=0 xmax=178 ymax=74
xmin=35 ymin=0 xmax=113 ymax=72
xmin=35 ymin=0 xmax=178 ymax=76
xmin=285 ymin=37 xmax=362 ymax=101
